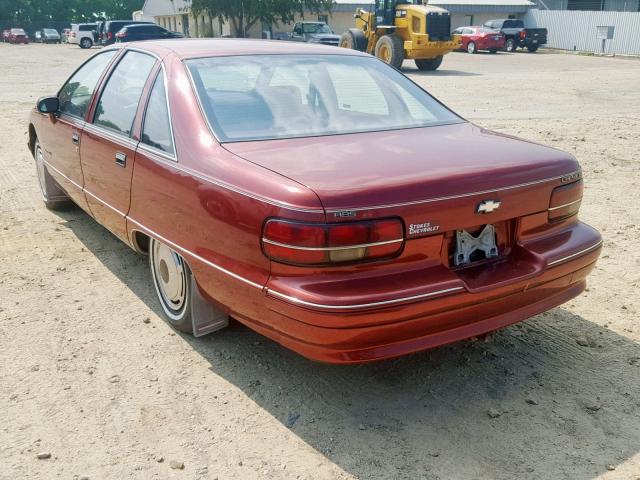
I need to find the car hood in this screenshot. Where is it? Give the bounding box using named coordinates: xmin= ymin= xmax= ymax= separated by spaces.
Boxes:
xmin=224 ymin=122 xmax=579 ymax=211
xmin=308 ymin=33 xmax=340 ymax=40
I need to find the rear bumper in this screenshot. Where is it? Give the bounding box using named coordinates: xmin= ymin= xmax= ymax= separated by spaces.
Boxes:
xmin=241 ymin=221 xmax=601 ymax=363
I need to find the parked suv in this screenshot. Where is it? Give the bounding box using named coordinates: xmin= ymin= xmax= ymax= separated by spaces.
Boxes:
xmin=69 ymin=23 xmax=98 ymax=48
xmin=483 ymin=19 xmax=547 ymax=52
xmin=102 ymin=20 xmax=153 ymax=45
xmin=115 ymin=24 xmax=183 ymax=42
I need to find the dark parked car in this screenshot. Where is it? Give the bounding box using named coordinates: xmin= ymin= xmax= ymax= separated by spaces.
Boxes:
xmin=28 ymin=40 xmax=601 ymax=363
xmin=483 ymin=19 xmax=547 ymax=52
xmin=115 ymin=24 xmax=183 ymax=42
xmin=37 ymin=28 xmax=62 ymax=43
xmin=275 ymin=21 xmax=340 ymax=46
xmin=102 ymin=20 xmax=153 ymax=45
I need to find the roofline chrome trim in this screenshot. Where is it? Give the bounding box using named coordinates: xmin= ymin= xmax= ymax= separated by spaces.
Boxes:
xmin=265 ymin=286 xmax=465 ymax=310
xmin=127 ymin=218 xmax=265 ymax=290
xmin=325 ymin=170 xmax=583 ymax=213
xmin=548 ymin=198 xmax=582 ymax=211
xmin=262 ymin=237 xmax=403 ymax=251
xmin=547 ymin=240 xmax=602 ymax=267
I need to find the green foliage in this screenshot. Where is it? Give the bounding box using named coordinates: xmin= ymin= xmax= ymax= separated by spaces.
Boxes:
xmin=0 ymin=0 xmax=145 ymax=27
xmin=190 ymin=0 xmax=335 ymax=37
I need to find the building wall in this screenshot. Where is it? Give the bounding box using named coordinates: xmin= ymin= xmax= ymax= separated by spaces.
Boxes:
xmin=533 ymin=0 xmax=639 ymax=9
xmin=450 ymin=12 xmax=521 ymax=28
xmin=524 ymin=9 xmax=640 ymax=54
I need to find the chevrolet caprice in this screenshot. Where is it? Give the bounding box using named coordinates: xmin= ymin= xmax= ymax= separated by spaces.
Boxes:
xmin=28 ymin=39 xmax=602 ymax=363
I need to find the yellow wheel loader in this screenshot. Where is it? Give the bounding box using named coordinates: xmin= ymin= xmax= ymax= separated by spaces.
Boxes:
xmin=340 ymin=0 xmax=461 ymax=70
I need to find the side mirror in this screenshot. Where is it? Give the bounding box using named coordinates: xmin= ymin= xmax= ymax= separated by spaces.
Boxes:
xmin=37 ymin=96 xmax=59 ymax=114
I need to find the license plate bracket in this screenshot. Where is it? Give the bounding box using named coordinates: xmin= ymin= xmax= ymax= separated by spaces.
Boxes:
xmin=454 ymin=224 xmax=499 ymax=266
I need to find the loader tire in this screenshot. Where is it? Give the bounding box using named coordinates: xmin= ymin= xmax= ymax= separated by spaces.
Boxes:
xmin=340 ymin=29 xmax=367 ymax=52
xmin=375 ymin=35 xmax=404 ymax=69
xmin=415 ymin=55 xmax=443 ymax=71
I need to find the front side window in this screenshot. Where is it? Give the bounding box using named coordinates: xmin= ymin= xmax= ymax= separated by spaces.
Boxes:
xmin=58 ymin=50 xmax=116 ymax=118
xmin=141 ymin=72 xmax=174 ymax=154
xmin=93 ymin=51 xmax=156 ymax=136
xmin=186 ymin=54 xmax=462 ymax=143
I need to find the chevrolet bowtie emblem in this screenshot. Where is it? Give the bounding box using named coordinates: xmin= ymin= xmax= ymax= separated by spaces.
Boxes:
xmin=476 ymin=199 xmax=501 ymax=214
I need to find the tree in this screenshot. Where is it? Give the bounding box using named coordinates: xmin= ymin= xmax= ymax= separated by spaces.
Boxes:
xmin=189 ymin=0 xmax=335 ymax=38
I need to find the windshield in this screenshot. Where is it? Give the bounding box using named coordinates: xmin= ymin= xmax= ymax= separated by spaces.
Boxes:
xmin=303 ymin=23 xmax=332 ymax=34
xmin=11 ymin=29 xmax=25 ymax=34
xmin=186 ymin=55 xmax=462 ymax=143
xmin=44 ymin=29 xmax=57 ymax=34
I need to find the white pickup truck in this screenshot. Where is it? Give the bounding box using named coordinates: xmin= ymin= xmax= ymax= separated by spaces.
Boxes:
xmin=68 ymin=23 xmax=97 ymax=48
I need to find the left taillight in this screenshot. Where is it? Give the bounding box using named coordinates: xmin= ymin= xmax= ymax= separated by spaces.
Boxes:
xmin=519 ymin=30 xmax=526 ymax=39
xmin=548 ymin=179 xmax=583 ymax=222
xmin=262 ymin=219 xmax=404 ymax=266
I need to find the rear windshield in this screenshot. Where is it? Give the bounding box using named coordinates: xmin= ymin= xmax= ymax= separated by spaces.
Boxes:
xmin=186 ymin=55 xmax=462 ymax=143
xmin=11 ymin=29 xmax=25 ymax=34
xmin=503 ymin=20 xmax=524 ymax=28
xmin=79 ymin=24 xmax=96 ymax=31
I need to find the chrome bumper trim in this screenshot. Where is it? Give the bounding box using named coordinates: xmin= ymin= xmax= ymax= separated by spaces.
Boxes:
xmin=547 ymin=240 xmax=602 ymax=267
xmin=266 ymin=286 xmax=465 ymax=310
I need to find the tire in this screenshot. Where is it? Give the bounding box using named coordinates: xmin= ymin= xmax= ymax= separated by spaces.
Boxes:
xmin=527 ymin=45 xmax=539 ymax=52
xmin=414 ymin=55 xmax=443 ymax=71
xmin=489 ymin=48 xmax=498 ymax=54
xmin=374 ymin=34 xmax=404 ymax=69
xmin=467 ymin=41 xmax=477 ymax=54
xmin=33 ymin=139 xmax=72 ymax=210
xmin=504 ymin=38 xmax=516 ymax=52
xmin=149 ymin=238 xmax=194 ymax=333
xmin=79 ymin=37 xmax=92 ymax=49
xmin=339 ymin=29 xmax=367 ymax=52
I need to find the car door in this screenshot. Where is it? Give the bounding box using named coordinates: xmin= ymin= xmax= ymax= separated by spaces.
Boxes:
xmin=80 ymin=50 xmax=157 ymax=242
xmin=37 ymin=50 xmax=117 ymax=212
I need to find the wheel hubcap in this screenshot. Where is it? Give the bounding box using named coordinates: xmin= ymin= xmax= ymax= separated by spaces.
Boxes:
xmin=152 ymin=241 xmax=186 ymax=313
xmin=379 ymin=44 xmax=390 ymax=63
xmin=468 ymin=43 xmax=475 ymax=53
xmin=35 ymin=146 xmax=48 ymax=199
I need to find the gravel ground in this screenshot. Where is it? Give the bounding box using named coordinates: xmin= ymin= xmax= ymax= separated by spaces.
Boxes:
xmin=1 ymin=43 xmax=639 ymax=480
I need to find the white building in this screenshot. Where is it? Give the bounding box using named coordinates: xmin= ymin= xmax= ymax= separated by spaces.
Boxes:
xmin=138 ymin=0 xmax=536 ymax=38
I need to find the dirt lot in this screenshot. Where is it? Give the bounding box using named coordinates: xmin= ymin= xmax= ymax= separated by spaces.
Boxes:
xmin=1 ymin=43 xmax=639 ymax=480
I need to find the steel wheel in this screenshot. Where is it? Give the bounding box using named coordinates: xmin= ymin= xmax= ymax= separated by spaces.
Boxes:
xmin=33 ymin=139 xmax=70 ymax=209
xmin=35 ymin=142 xmax=48 ymax=201
xmin=149 ymin=238 xmax=193 ymax=332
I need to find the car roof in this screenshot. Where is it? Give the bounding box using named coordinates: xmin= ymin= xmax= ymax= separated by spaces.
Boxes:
xmin=107 ymin=38 xmax=368 ymax=59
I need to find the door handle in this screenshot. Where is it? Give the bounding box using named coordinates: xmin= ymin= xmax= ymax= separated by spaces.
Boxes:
xmin=71 ymin=132 xmax=80 ymax=145
xmin=115 ymin=152 xmax=127 ymax=168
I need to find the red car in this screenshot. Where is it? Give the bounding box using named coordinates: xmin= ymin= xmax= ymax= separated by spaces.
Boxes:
xmin=453 ymin=26 xmax=505 ymax=54
xmin=6 ymin=28 xmax=29 ymax=44
xmin=28 ymin=40 xmax=601 ymax=364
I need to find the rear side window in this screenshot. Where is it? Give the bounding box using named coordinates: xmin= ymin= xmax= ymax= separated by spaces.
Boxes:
xmin=79 ymin=24 xmax=95 ymax=31
xmin=58 ymin=51 xmax=117 ymax=118
xmin=93 ymin=51 xmax=155 ymax=136
xmin=141 ymin=72 xmax=174 ymax=154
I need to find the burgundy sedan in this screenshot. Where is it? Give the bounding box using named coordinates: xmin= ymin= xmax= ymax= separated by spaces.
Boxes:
xmin=7 ymin=28 xmax=29 ymax=44
xmin=28 ymin=40 xmax=601 ymax=363
xmin=453 ymin=26 xmax=505 ymax=54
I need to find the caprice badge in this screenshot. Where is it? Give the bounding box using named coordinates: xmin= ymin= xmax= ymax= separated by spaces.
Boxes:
xmin=476 ymin=199 xmax=501 ymax=214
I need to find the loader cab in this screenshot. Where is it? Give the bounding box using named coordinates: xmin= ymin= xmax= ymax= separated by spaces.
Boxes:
xmin=375 ymin=0 xmax=397 ymax=27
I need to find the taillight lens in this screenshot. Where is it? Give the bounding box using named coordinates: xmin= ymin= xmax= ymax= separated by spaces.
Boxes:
xmin=262 ymin=219 xmax=404 ymax=266
xmin=548 ymin=179 xmax=583 ymax=222
xmin=108 ymin=32 xmax=113 ymax=40
xmin=519 ymin=30 xmax=526 ymax=39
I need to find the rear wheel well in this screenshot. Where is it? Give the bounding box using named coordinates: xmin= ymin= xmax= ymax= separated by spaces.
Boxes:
xmin=28 ymin=124 xmax=37 ymax=156
xmin=133 ymin=230 xmax=151 ymax=254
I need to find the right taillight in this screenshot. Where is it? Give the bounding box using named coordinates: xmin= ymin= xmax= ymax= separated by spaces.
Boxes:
xmin=548 ymin=179 xmax=583 ymax=222
xmin=262 ymin=219 xmax=404 ymax=266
